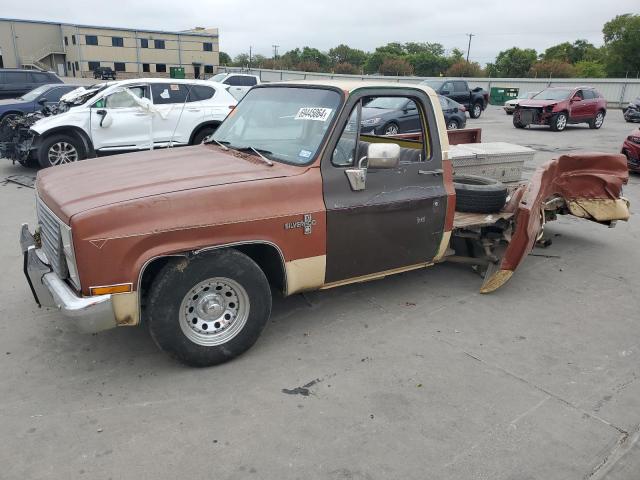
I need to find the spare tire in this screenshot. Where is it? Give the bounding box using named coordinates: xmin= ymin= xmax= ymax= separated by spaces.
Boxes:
xmin=453 ymin=175 xmax=508 ymax=213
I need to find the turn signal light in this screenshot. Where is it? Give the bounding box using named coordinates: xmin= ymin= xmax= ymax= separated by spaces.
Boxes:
xmin=90 ymin=284 xmax=132 ymax=296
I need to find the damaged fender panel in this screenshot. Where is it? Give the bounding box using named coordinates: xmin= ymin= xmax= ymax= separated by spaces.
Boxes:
xmin=481 ymin=152 xmax=629 ymax=293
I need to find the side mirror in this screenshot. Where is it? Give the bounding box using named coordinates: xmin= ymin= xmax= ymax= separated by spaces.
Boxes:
xmin=37 ymin=97 xmax=47 ymax=105
xmin=367 ymin=143 xmax=400 ymax=169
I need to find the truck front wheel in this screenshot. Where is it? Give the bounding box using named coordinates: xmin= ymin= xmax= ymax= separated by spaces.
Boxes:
xmin=147 ymin=250 xmax=272 ymax=367
xmin=470 ymin=102 xmax=483 ymax=119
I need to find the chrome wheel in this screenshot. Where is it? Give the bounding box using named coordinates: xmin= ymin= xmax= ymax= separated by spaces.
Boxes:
xmin=447 ymin=120 xmax=459 ymax=130
xmin=48 ymin=142 xmax=78 ymax=165
xmin=473 ymin=104 xmax=481 ymax=117
xmin=556 ymin=114 xmax=567 ymax=131
xmin=384 ymin=124 xmax=399 ymax=135
xmin=594 ymin=112 xmax=604 ymax=128
xmin=179 ymin=277 xmax=250 ymax=346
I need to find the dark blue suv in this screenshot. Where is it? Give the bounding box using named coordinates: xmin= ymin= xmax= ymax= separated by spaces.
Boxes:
xmin=0 ymin=84 xmax=79 ymax=122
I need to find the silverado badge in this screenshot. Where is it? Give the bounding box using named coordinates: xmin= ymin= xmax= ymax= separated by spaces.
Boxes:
xmin=284 ymin=214 xmax=317 ymax=235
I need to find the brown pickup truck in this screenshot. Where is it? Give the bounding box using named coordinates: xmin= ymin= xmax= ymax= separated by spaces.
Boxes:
xmin=20 ymin=80 xmax=630 ymax=366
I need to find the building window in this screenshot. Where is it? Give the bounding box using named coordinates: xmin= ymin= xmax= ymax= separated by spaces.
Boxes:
xmin=88 ymin=61 xmax=100 ymax=71
xmin=142 ymin=63 xmax=150 ymax=72
xmin=112 ymin=37 xmax=124 ymax=47
xmin=86 ymin=35 xmax=98 ymax=46
xmin=140 ymin=38 xmax=148 ymax=48
xmin=155 ymin=63 xmax=166 ymax=72
xmin=114 ymin=62 xmax=126 ymax=72
xmin=67 ymin=61 xmax=71 ymax=70
xmin=64 ymin=36 xmax=68 ymax=46
xmin=72 ymin=35 xmax=76 ymax=45
xmin=75 ymin=61 xmax=79 ymax=69
xmin=203 ymin=42 xmax=213 ymax=52
xmin=204 ymin=65 xmax=214 ymax=74
xmin=154 ymin=39 xmax=165 ymax=49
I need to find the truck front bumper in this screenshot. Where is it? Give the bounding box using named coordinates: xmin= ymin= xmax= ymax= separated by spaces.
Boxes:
xmin=20 ymin=223 xmax=118 ymax=333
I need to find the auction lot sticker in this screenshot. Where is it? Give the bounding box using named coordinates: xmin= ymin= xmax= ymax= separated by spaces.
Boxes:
xmin=295 ymin=107 xmax=332 ymax=121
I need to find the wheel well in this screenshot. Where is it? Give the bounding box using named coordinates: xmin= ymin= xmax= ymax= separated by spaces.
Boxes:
xmin=189 ymin=121 xmax=221 ymax=144
xmin=0 ymin=111 xmax=23 ymax=121
xmin=138 ymin=243 xmax=286 ymax=317
xmin=40 ymin=127 xmax=95 ymax=157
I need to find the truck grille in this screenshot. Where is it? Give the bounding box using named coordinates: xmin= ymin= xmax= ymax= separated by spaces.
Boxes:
xmin=36 ymin=196 xmax=69 ymax=279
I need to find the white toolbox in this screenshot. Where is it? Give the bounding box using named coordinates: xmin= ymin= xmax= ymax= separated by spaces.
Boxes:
xmin=448 ymin=142 xmax=535 ymax=183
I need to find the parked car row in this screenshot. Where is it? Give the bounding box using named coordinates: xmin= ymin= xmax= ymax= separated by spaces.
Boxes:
xmin=1 ymin=78 xmax=238 ymax=168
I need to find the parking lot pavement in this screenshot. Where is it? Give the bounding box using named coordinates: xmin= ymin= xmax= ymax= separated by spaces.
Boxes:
xmin=1 ymin=106 xmax=639 ymax=480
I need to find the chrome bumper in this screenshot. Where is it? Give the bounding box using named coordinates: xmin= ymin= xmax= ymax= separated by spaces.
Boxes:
xmin=20 ymin=223 xmax=117 ymax=333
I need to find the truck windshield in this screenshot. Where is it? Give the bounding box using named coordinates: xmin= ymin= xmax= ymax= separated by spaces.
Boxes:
xmin=213 ymin=87 xmax=342 ymax=165
xmin=533 ymin=89 xmax=573 ymax=100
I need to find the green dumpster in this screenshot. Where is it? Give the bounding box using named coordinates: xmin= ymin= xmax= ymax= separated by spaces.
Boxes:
xmin=490 ymin=87 xmax=519 ymax=105
xmin=170 ymin=67 xmax=185 ymax=79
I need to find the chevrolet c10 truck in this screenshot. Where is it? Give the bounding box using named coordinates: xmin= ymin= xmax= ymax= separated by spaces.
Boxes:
xmin=20 ymin=80 xmax=631 ymax=366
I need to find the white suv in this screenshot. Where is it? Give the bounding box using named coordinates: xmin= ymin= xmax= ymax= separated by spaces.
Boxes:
xmin=207 ymin=73 xmax=260 ymax=101
xmin=29 ymin=78 xmax=237 ymax=168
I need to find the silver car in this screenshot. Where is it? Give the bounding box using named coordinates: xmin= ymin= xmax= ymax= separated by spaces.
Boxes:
xmin=504 ymin=91 xmax=538 ymax=115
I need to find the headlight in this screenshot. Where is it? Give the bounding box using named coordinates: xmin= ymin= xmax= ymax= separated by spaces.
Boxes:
xmin=361 ymin=117 xmax=382 ymax=126
xmin=629 ymin=135 xmax=640 ymax=144
xmin=59 ymin=224 xmax=80 ymax=290
xmin=545 ymin=104 xmax=557 ymax=112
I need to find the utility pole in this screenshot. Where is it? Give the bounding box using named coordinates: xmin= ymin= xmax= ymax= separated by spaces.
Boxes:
xmin=272 ymin=44 xmax=279 ymax=59
xmin=249 ymin=46 xmax=252 ymax=69
xmin=466 ymin=33 xmax=475 ymax=63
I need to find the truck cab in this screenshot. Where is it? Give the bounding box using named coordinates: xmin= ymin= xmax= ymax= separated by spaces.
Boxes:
xmin=20 ymin=81 xmax=630 ymax=366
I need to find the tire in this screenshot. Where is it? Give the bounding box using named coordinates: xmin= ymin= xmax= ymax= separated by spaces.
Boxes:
xmin=453 ymin=175 xmax=508 ymax=213
xmin=383 ymin=122 xmax=399 ymax=135
xmin=505 ymin=111 xmax=513 ymax=115
xmin=589 ymin=110 xmax=605 ymax=129
xmin=191 ymin=126 xmax=216 ymax=145
xmin=549 ymin=112 xmax=568 ymax=132
xmin=147 ymin=249 xmax=272 ymax=367
xmin=470 ymin=102 xmax=483 ymax=119
xmin=446 ymin=119 xmax=460 ymax=130
xmin=38 ymin=133 xmax=86 ymax=168
xmin=513 ymin=111 xmax=526 ymax=129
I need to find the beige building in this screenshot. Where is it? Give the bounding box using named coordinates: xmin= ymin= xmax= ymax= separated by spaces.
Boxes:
xmin=0 ymin=18 xmax=219 ymax=79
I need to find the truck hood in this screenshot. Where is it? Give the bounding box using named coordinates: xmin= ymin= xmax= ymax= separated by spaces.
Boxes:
xmin=37 ymin=144 xmax=306 ymax=223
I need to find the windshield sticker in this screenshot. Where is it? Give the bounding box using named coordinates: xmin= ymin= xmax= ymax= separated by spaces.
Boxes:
xmin=299 ymin=149 xmax=312 ymax=158
xmin=295 ymin=107 xmax=332 ymax=122
xmin=159 ymin=89 xmax=170 ymax=99
xmin=170 ymin=84 xmax=180 ymax=91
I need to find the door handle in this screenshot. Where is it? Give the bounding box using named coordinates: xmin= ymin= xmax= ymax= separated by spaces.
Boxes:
xmin=134 ymin=112 xmax=147 ymax=116
xmin=419 ymin=169 xmax=443 ymax=176
xmin=186 ymin=108 xmax=201 ymax=112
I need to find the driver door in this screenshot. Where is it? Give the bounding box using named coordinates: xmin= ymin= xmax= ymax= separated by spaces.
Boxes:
xmin=321 ymin=90 xmax=448 ymax=283
xmin=90 ymin=85 xmax=152 ymax=150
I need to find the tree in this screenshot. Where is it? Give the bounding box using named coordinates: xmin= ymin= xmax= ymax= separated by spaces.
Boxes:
xmin=487 ymin=48 xmax=537 ymax=77
xmin=448 ymin=48 xmax=465 ymax=63
xmin=407 ymin=52 xmax=448 ymax=76
xmin=219 ymin=52 xmax=232 ymax=65
xmin=232 ymin=53 xmax=250 ymax=66
xmin=334 ymin=62 xmax=359 ymax=74
xmin=574 ymin=60 xmax=607 ymax=78
xmin=446 ymin=60 xmax=484 ymax=77
xmin=602 ymin=14 xmax=640 ymax=77
xmin=404 ymin=42 xmax=445 ymax=57
xmin=528 ymin=60 xmax=576 ymax=78
xmin=542 ymin=40 xmax=600 ymax=64
xmin=252 ymin=54 xmax=267 ymax=67
xmin=328 ymin=44 xmax=368 ymax=67
xmin=297 ymin=61 xmax=321 ymax=72
xmin=299 ymin=47 xmax=331 ymax=69
xmin=379 ymin=57 xmax=414 ymax=76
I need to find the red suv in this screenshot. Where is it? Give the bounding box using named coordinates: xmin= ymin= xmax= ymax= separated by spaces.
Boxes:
xmin=513 ymin=87 xmax=606 ymax=132
xmin=622 ymin=128 xmax=640 ymax=173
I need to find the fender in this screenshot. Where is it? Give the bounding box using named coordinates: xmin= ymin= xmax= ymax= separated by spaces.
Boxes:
xmin=36 ymin=126 xmax=96 ymax=158
xmin=188 ymin=121 xmax=221 ymax=145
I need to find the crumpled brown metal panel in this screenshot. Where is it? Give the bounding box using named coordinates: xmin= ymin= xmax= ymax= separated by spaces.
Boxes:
xmin=482 ymin=152 xmax=629 ymax=293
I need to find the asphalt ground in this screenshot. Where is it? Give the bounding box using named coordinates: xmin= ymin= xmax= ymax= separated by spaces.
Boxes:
xmin=1 ymin=104 xmax=639 ymax=480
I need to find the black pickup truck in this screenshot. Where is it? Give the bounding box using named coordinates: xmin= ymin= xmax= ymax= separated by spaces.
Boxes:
xmin=421 ymin=79 xmax=489 ymax=119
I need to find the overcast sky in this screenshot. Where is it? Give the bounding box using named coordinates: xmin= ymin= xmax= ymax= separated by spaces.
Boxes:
xmin=3 ymin=0 xmax=638 ymax=64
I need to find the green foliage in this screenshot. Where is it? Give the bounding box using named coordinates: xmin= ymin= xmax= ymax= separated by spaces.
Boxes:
xmin=333 ymin=62 xmax=359 ymax=74
xmin=542 ymin=40 xmax=601 ymax=64
xmin=379 ymin=57 xmax=414 ymax=76
xmin=528 ymin=60 xmax=576 ymax=78
xmin=328 ymin=45 xmax=369 ymax=67
xmin=486 ymin=48 xmax=537 ymax=77
xmin=219 ymin=52 xmax=232 ymax=65
xmin=574 ymin=60 xmax=607 ymax=78
xmin=407 ymin=52 xmax=449 ymax=76
xmin=602 ymin=14 xmax=640 ymax=77
xmin=446 ymin=60 xmax=484 ymax=77
xmin=232 ymin=53 xmax=250 ymax=66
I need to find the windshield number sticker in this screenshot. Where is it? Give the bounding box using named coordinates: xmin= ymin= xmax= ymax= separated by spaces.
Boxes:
xmin=295 ymin=107 xmax=332 ymax=122
xmin=299 ymin=149 xmax=312 ymax=158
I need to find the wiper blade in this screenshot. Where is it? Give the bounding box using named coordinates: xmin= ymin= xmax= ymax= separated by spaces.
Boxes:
xmin=235 ymin=146 xmax=274 ymax=166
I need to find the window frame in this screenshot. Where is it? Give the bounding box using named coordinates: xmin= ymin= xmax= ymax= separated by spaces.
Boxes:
xmin=114 ymin=62 xmax=126 ymax=72
xmin=155 ymin=63 xmax=167 ymax=73
xmin=142 ymin=63 xmax=150 ymax=73
xmin=140 ymin=38 xmax=149 ymax=49
xmin=154 ymin=39 xmax=165 ymax=49
xmin=111 ymin=36 xmax=124 ymax=47
xmin=203 ymin=42 xmax=213 ymax=52
xmin=88 ymin=61 xmax=101 ymax=72
xmin=85 ymin=35 xmax=98 ymax=46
